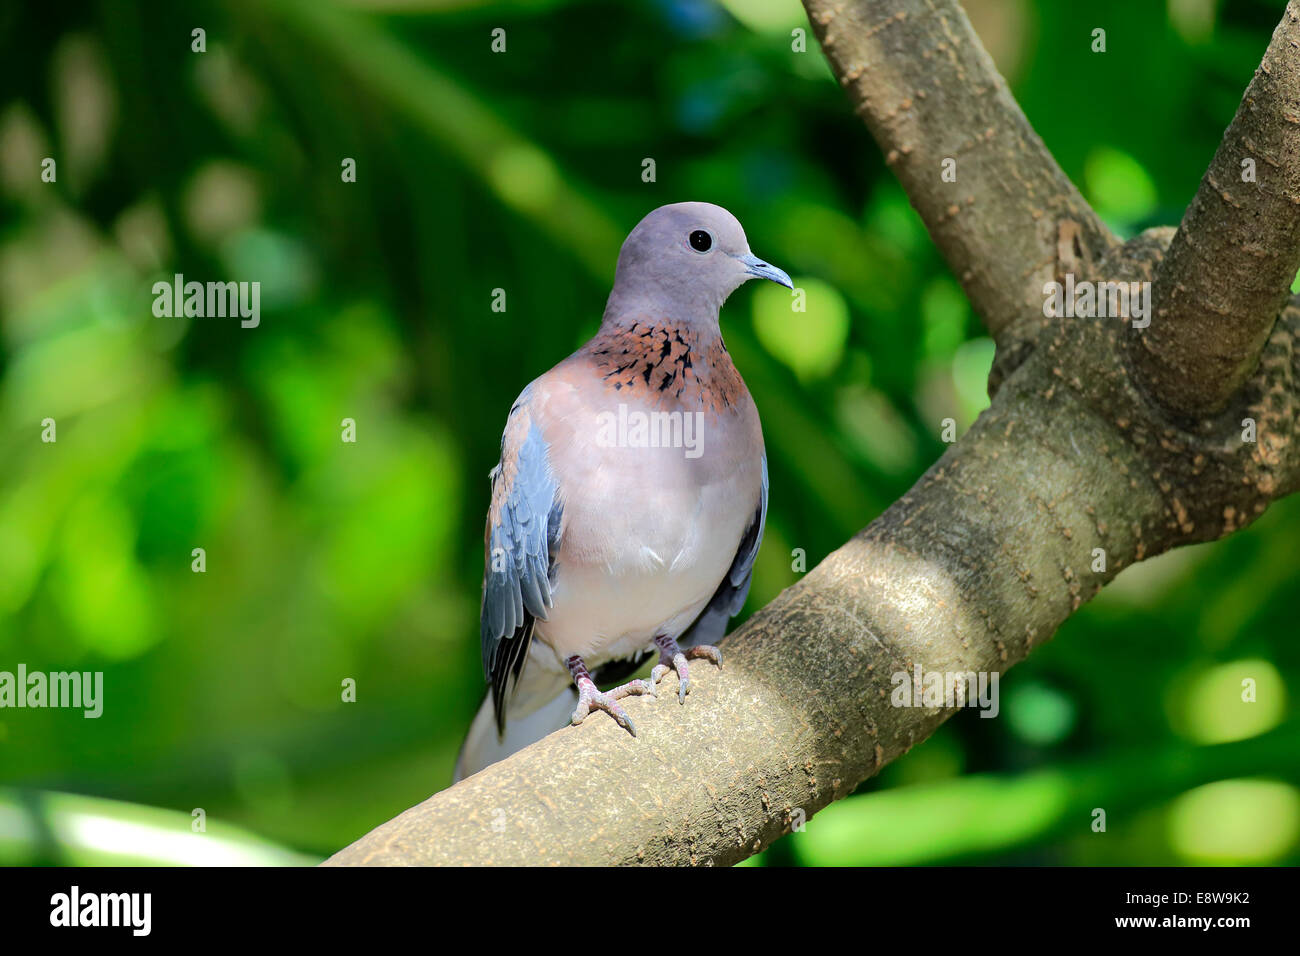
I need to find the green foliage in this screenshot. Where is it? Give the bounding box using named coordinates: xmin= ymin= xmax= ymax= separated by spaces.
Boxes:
xmin=0 ymin=0 xmax=1295 ymax=865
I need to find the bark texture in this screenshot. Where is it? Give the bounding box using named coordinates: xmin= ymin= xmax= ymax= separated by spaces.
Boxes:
xmin=1131 ymin=1 xmax=1300 ymax=419
xmin=802 ymin=0 xmax=1115 ymax=345
xmin=324 ymin=0 xmax=1300 ymax=866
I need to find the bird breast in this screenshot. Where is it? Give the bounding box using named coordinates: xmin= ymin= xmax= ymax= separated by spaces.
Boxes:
xmin=529 ymin=344 xmax=763 ymax=667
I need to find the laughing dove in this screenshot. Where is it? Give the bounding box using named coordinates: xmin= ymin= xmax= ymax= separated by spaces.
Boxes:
xmin=454 ymin=202 xmax=790 ymax=781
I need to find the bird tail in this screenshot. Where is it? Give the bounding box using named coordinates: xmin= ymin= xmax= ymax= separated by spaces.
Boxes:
xmin=453 ymin=670 xmax=576 ymax=783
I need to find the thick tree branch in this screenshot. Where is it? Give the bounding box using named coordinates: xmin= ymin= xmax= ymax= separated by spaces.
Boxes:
xmin=1131 ymin=0 xmax=1300 ymax=419
xmin=801 ymin=0 xmax=1115 ymax=342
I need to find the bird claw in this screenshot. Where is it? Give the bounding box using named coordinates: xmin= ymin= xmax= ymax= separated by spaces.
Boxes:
xmin=570 ymin=674 xmax=651 ymax=737
xmin=652 ymin=636 xmax=722 ymax=704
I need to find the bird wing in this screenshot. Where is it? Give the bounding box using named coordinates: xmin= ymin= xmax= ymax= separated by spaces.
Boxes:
xmin=678 ymin=454 xmax=769 ymax=648
xmin=481 ymin=385 xmax=562 ymax=737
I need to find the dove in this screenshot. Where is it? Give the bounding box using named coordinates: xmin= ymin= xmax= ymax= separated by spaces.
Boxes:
xmin=454 ymin=201 xmax=790 ymax=781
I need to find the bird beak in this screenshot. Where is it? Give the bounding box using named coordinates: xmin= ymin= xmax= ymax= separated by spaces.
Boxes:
xmin=737 ymin=253 xmax=793 ymax=289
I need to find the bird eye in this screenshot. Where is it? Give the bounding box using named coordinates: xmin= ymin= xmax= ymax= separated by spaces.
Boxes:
xmin=688 ymin=230 xmax=712 ymax=253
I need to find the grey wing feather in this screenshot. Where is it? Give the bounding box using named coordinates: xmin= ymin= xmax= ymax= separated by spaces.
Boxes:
xmin=678 ymin=455 xmax=769 ymax=649
xmin=481 ymin=388 xmax=562 ymax=735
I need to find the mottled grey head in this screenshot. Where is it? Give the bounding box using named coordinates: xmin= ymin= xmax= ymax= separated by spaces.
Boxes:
xmin=604 ymin=201 xmax=792 ymax=327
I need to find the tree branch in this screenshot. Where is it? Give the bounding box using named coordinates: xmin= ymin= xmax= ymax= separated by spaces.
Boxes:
xmin=1131 ymin=0 xmax=1300 ymax=419
xmin=800 ymin=0 xmax=1115 ymax=342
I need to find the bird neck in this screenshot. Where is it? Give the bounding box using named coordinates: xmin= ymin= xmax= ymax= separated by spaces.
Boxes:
xmin=602 ymin=271 xmax=732 ymax=326
xmin=581 ymin=317 xmax=747 ymax=414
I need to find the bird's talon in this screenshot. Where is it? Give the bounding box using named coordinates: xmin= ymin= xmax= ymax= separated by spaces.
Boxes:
xmin=568 ymin=664 xmax=645 ymax=737
xmin=672 ymin=653 xmax=689 ymax=702
xmin=686 ymin=644 xmax=723 ymax=670
xmin=649 ymin=635 xmax=722 ymax=704
xmin=571 ymin=692 xmax=637 ymax=736
xmin=616 ymin=708 xmax=637 ymax=737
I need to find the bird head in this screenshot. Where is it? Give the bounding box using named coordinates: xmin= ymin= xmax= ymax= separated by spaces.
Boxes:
xmin=606 ymin=202 xmax=793 ymax=325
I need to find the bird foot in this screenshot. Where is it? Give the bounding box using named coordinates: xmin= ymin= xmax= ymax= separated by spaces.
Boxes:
xmin=566 ymin=655 xmax=650 ymax=736
xmin=650 ymin=635 xmax=722 ymax=703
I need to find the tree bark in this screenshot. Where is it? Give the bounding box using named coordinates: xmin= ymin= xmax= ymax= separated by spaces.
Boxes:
xmin=802 ymin=0 xmax=1115 ymax=346
xmin=1130 ymin=1 xmax=1300 ymax=419
xmin=325 ymin=0 xmax=1300 ymax=866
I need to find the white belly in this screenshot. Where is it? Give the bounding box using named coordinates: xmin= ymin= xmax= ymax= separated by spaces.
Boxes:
xmin=534 ymin=441 xmax=760 ymax=671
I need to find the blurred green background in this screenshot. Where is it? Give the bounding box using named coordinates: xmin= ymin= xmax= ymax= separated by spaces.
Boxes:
xmin=1 ymin=0 xmax=1297 ymax=866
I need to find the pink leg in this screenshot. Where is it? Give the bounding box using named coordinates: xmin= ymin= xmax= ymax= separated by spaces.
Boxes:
xmin=566 ymin=655 xmax=652 ymax=737
xmin=650 ymin=634 xmax=723 ymax=704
